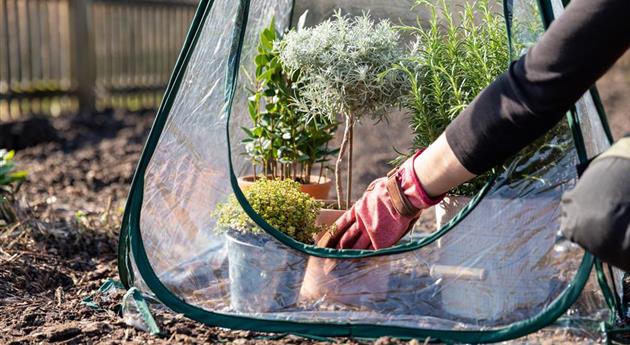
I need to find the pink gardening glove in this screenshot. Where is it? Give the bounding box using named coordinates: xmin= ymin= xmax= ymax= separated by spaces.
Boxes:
xmin=321 ymin=150 xmax=444 ymax=250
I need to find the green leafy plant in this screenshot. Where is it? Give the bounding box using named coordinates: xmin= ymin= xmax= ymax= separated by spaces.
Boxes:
xmin=243 ymin=18 xmax=338 ymax=184
xmin=278 ymin=11 xmax=408 ymax=209
xmin=0 ymin=149 xmax=27 ymax=224
xmin=396 ymin=0 xmax=509 ymax=196
xmin=212 ymin=179 xmax=323 ymax=244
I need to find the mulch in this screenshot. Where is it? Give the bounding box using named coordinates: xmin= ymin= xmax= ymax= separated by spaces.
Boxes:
xmin=0 ymin=110 xmax=370 ymax=345
xmin=1 ymin=53 xmax=628 ymax=344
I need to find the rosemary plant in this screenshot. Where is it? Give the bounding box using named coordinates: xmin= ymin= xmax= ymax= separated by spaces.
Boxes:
xmin=398 ymin=0 xmax=509 ymax=196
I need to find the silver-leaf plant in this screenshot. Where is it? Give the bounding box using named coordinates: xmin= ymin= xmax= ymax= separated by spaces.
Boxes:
xmin=278 ymin=11 xmax=408 ymax=209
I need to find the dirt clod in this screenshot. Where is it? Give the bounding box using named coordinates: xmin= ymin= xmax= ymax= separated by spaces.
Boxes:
xmin=46 ymin=325 xmax=82 ymax=342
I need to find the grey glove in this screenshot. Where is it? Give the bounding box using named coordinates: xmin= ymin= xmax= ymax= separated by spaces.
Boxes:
xmin=561 ymin=135 xmax=630 ymax=272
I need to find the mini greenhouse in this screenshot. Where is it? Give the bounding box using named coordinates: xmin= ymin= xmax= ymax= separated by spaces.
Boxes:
xmin=118 ymin=0 xmax=630 ymax=342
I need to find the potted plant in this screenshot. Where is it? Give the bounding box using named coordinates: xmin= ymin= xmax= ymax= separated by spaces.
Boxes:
xmin=395 ymin=0 xmax=509 ymax=227
xmin=278 ymin=11 xmax=408 ymax=210
xmin=240 ymin=19 xmax=338 ymax=200
xmin=0 ymin=149 xmax=27 ymax=225
xmin=212 ymin=178 xmax=324 ymax=312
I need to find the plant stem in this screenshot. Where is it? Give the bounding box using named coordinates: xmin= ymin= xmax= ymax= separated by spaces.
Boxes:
xmin=335 ymin=115 xmax=353 ymax=210
xmin=319 ymin=142 xmax=329 ymax=184
xmin=346 ymin=124 xmax=353 ymax=210
xmin=318 ymin=163 xmax=323 ymax=184
xmin=308 ymin=163 xmax=313 ymax=183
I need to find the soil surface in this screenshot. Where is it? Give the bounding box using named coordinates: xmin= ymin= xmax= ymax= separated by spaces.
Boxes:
xmin=0 ymin=54 xmax=628 ymax=344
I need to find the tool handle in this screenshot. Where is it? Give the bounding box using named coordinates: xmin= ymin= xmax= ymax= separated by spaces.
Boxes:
xmin=430 ymin=264 xmax=487 ymax=281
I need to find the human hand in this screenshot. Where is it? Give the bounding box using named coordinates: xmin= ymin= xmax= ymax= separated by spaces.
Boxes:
xmin=318 ymin=150 xmax=445 ymax=250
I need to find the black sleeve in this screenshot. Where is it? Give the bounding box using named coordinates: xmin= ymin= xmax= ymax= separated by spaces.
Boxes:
xmin=445 ymin=0 xmax=630 ymax=175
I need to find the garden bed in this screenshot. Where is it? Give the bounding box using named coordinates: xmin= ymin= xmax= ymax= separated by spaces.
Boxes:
xmin=0 ymin=51 xmax=628 ymax=344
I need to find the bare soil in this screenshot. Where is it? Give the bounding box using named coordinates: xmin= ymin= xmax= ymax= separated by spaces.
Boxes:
xmin=0 ymin=53 xmax=628 ymax=344
xmin=0 ymin=111 xmax=370 ymax=345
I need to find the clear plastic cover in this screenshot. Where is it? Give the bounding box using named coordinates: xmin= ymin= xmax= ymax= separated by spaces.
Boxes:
xmin=126 ymin=0 xmax=614 ymax=339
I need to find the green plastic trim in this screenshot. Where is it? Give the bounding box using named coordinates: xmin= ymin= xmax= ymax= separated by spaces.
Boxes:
xmin=503 ymin=0 xmax=514 ymax=61
xmin=567 ymin=106 xmax=589 ymax=163
xmin=607 ymin=263 xmax=626 ymax=322
xmin=123 ymin=287 xmax=162 ymax=336
xmin=597 ymin=260 xmax=621 ymax=324
xmin=589 ymin=80 xmax=622 ymax=324
xmin=117 ymin=0 xmax=216 ymax=288
xmin=536 ymin=0 xmax=554 ymax=28
xmin=288 ymin=0 xmax=297 ymax=28
xmin=81 ymin=279 xmax=125 ymax=311
xmin=129 ymin=189 xmax=595 ymax=342
xmin=604 ymin=324 xmax=630 ymax=345
xmin=118 ymin=0 xmax=598 ymax=341
xmin=589 ymin=87 xmax=615 ymax=145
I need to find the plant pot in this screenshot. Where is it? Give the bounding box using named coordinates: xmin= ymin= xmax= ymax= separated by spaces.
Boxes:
xmin=300 ymin=207 xmax=392 ymax=307
xmin=238 ymin=175 xmax=332 ymax=200
xmin=300 ymin=256 xmax=392 ymax=307
xmin=226 ymin=230 xmax=306 ymax=313
xmin=435 ymin=197 xmax=554 ymax=321
xmin=314 ymin=199 xmax=353 ymax=227
xmin=315 ymin=208 xmax=345 ymax=227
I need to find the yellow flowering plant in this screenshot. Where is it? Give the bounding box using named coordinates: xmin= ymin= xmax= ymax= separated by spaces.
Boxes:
xmin=212 ymin=179 xmax=323 ymax=244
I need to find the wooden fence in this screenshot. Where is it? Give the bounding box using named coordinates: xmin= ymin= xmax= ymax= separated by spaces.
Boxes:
xmin=0 ymin=0 xmax=197 ymax=121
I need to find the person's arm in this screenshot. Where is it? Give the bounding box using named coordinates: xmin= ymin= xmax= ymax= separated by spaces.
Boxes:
xmin=415 ymin=0 xmax=629 ymax=197
xmin=413 ymin=133 xmax=475 ymax=197
xmin=327 ymin=0 xmax=629 ymax=250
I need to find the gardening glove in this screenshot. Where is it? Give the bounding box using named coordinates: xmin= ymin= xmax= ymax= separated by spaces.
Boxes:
xmin=320 ymin=150 xmax=445 ymax=250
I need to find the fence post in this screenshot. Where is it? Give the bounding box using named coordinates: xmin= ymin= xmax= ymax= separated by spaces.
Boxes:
xmin=69 ymin=0 xmax=95 ymax=115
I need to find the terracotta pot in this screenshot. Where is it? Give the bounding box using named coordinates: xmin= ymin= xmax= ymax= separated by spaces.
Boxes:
xmin=314 ymin=199 xmax=347 ymax=227
xmin=315 ymin=208 xmax=345 ymax=227
xmin=237 ymin=175 xmax=332 ymax=200
xmin=300 ymin=207 xmax=392 ymax=307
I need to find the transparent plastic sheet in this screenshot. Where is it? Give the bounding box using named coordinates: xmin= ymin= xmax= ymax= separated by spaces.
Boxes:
xmin=121 ymin=0 xmax=618 ymax=340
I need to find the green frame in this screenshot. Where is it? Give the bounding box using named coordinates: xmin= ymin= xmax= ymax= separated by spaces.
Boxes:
xmin=117 ymin=0 xmax=622 ymax=342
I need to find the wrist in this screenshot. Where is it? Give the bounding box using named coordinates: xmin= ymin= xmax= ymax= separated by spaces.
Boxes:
xmin=398 ymin=150 xmax=445 ymax=209
xmin=412 ymin=133 xmax=477 ymax=198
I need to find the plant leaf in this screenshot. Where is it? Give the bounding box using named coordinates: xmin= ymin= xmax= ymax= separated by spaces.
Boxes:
xmin=297 ymin=10 xmax=309 ymax=32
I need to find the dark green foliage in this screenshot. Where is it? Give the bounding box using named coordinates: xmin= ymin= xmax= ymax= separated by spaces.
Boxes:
xmin=242 ymin=18 xmax=338 ymax=184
